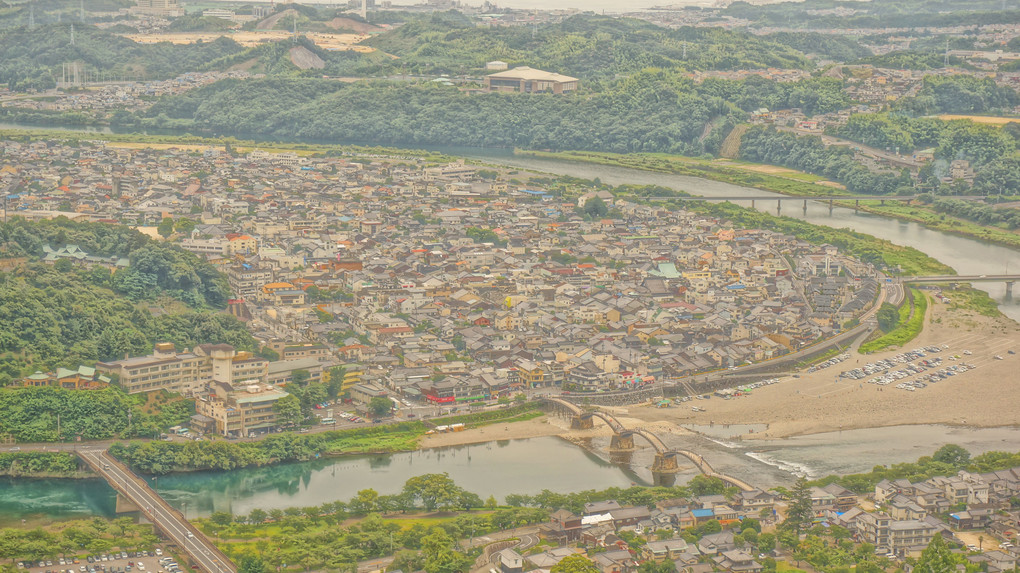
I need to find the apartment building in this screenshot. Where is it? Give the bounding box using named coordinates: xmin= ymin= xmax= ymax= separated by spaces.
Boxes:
xmin=227 ymin=264 xmax=274 ymax=300
xmin=96 ymin=343 xmax=208 ymax=394
xmin=97 ymin=343 xmax=268 ymax=394
xmin=196 ymin=381 xmax=289 ymax=438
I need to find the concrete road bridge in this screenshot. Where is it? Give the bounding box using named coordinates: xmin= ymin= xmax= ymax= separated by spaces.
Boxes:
xmin=543 ymin=397 xmax=755 ymax=491
xmin=902 ymin=274 xmax=1020 ymax=296
xmin=76 ymin=449 xmax=236 ymax=573
xmin=638 ymin=194 xmax=989 ymax=214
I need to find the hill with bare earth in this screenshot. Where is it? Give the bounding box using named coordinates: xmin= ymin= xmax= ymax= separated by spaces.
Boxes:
xmin=289 ymin=45 xmax=326 ymax=70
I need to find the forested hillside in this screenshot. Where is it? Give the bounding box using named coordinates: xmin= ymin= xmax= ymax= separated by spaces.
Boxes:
xmin=0 ymin=219 xmax=252 ymax=378
xmin=725 ymin=0 xmax=1020 ymax=29
xmin=134 ymin=71 xmax=849 ymax=155
xmin=0 ymin=24 xmax=243 ymax=90
xmin=365 ymin=12 xmax=819 ymax=80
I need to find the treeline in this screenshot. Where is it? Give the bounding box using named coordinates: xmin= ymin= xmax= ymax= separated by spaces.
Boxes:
xmin=109 ymin=422 xmax=427 ymax=474
xmin=852 ymin=51 xmax=973 ymax=71
xmin=837 ymin=113 xmax=1018 ymax=168
xmin=0 ymin=386 xmax=192 ymax=442
xmin=726 ymin=0 xmax=1020 ymax=29
xmin=2 ymin=218 xmax=232 ymax=307
xmin=364 ymin=12 xmax=816 ymax=80
xmin=0 ymin=263 xmax=251 ymax=374
xmin=503 ymin=479 xmax=719 ymax=515
xmin=836 ymin=113 xmax=1020 ymax=194
xmin=0 ymin=451 xmax=79 ymax=476
xmin=0 ymin=24 xmax=243 ymax=90
xmin=0 ymin=219 xmax=249 ymax=373
xmin=920 ymin=195 xmax=1020 ymax=229
xmin=897 ymin=74 xmax=1020 ymax=115
xmin=0 ymin=517 xmax=159 ymax=562
xmin=759 ymin=32 xmax=872 ymax=62
xmin=739 ymin=125 xmax=912 ymax=195
xmin=134 ymin=71 xmax=849 ymax=155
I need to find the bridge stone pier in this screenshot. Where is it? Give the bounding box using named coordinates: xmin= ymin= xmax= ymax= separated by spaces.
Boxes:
xmin=571 ymin=413 xmax=594 ymax=430
xmin=652 ymin=452 xmax=680 ymax=473
xmin=609 ymin=431 xmax=635 ymax=451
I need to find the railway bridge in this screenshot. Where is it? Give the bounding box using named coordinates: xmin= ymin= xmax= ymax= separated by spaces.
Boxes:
xmin=544 ymin=397 xmax=754 ymax=491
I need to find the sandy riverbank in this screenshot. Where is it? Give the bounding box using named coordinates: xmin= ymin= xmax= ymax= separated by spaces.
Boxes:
xmin=625 ymin=297 xmax=1020 ymax=439
xmin=425 ymin=297 xmax=1020 ymax=448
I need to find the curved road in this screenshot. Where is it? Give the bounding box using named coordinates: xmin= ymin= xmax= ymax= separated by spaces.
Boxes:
xmin=77 ymin=448 xmax=235 ymax=573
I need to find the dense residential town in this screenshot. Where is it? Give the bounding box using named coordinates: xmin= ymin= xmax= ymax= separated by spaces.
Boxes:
xmin=0 ymin=140 xmax=881 ymax=437
xmin=485 ymin=461 xmax=1020 ymax=573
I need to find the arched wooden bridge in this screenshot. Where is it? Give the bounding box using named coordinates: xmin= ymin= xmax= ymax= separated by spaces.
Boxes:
xmin=544 ymin=397 xmax=755 ymax=491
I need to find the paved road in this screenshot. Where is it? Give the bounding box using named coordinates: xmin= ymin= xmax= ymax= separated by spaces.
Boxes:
xmin=77 ymin=449 xmax=235 ymax=573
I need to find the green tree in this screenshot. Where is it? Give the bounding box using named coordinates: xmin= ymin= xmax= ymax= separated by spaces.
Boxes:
xmin=550 ymin=554 xmax=600 ymax=573
xmin=932 ymin=444 xmax=970 ymax=468
xmin=876 ymin=303 xmax=900 ymax=332
xmin=688 ymin=474 xmax=726 ymax=496
xmin=421 ymin=528 xmax=471 ymax=573
xmin=291 ymin=369 xmax=310 ymax=386
xmin=157 ymin=217 xmax=174 ymax=238
xmin=582 ymin=196 xmax=609 ymax=218
xmin=239 ymin=556 xmax=266 ymax=573
xmin=247 ymin=508 xmax=268 ymax=524
xmin=914 ymin=534 xmax=957 ymax=573
xmin=273 ymin=394 xmax=302 ymax=427
xmin=403 ymin=473 xmax=465 ymax=511
xmin=784 ymin=476 xmax=813 ymax=531
xmin=210 ymin=511 xmax=233 ymax=526
xmin=369 ymin=396 xmax=393 ymax=418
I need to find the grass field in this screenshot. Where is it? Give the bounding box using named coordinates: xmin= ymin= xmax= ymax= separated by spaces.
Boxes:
xmin=860 ymin=289 xmax=928 ymax=354
xmin=938 ymin=114 xmax=1020 ymax=125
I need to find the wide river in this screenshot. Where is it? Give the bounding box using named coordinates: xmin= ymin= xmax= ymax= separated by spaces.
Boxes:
xmin=5 ymin=425 xmax=1020 ymax=525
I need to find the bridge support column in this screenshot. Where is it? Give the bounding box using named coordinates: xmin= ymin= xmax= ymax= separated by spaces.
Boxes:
xmin=609 ymin=432 xmax=635 ymax=451
xmin=776 ymin=199 xmax=781 ymax=214
xmin=828 ymin=199 xmax=834 ymax=214
xmin=803 ymin=199 xmax=807 ymax=213
xmin=1006 ymin=281 xmax=1014 ymax=298
xmin=750 ymin=199 xmax=755 ymax=209
xmin=116 ymin=493 xmax=140 ymax=514
xmin=855 ymin=199 xmax=860 ymax=210
xmin=880 ymin=199 xmax=886 ymax=205
xmin=571 ymin=415 xmax=594 ymax=430
xmin=651 ymin=453 xmax=679 ymax=474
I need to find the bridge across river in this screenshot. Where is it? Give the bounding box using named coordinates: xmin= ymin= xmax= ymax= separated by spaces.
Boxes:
xmin=76 ymin=449 xmax=236 ymax=573
xmin=640 ymin=194 xmax=988 ymax=202
xmin=544 ymin=398 xmax=755 ymax=491
xmin=902 ymin=274 xmax=1020 ymax=296
xmin=636 ymin=194 xmax=993 ymax=214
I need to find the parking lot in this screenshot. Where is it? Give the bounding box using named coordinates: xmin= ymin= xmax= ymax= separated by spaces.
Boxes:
xmin=19 ymin=550 xmax=185 ymax=573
